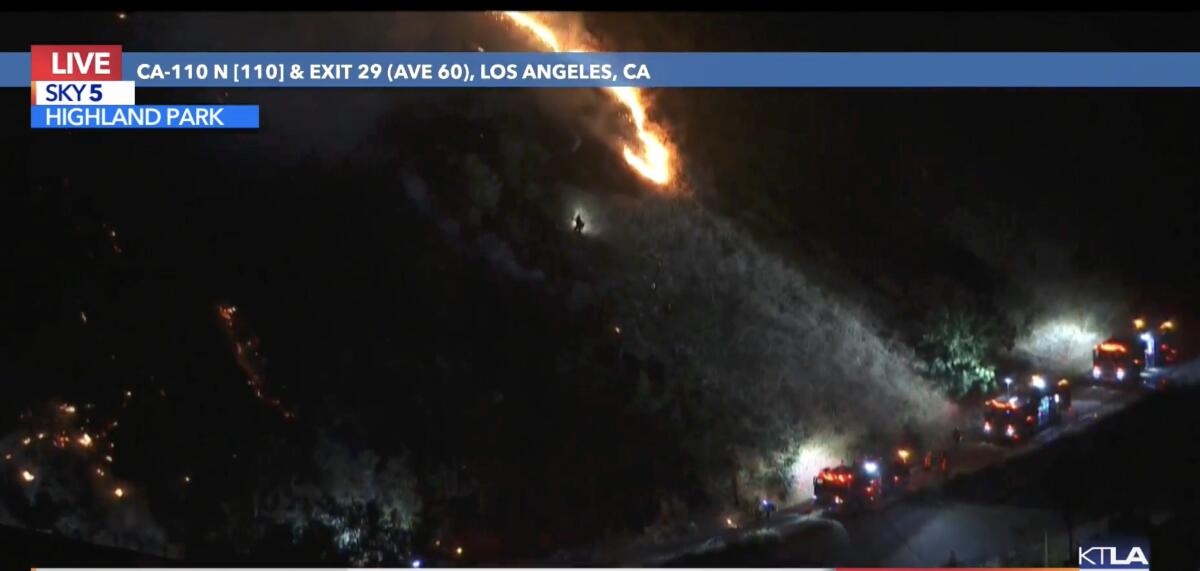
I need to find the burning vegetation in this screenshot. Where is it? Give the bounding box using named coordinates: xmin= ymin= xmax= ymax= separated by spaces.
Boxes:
xmin=498 ymin=12 xmax=675 ymax=187
xmin=11 ymin=10 xmax=1191 ymax=568
xmin=215 ymin=303 xmax=297 ymax=420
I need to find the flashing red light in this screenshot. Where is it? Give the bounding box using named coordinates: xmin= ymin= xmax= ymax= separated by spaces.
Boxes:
xmin=1098 ymin=342 xmax=1127 ymax=353
xmin=819 ymin=469 xmax=854 ymax=486
xmin=988 ymin=398 xmax=1017 ymax=410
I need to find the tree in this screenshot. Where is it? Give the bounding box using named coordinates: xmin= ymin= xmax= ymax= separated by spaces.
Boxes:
xmin=257 ymin=433 xmax=422 ymax=566
xmin=918 ymin=307 xmax=999 ymax=397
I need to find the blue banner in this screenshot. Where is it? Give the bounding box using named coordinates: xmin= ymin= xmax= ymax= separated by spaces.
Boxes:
xmin=31 ymin=105 xmax=259 ymax=129
xmin=10 ymin=52 xmax=1200 ymax=87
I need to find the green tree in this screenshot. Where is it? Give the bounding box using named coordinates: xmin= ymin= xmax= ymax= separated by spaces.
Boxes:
xmin=919 ymin=308 xmax=998 ymax=397
xmin=254 ymin=433 xmax=422 ymax=566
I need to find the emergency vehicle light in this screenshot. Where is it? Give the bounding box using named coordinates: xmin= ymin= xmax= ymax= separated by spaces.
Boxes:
xmin=818 ymin=469 xmax=852 ymax=484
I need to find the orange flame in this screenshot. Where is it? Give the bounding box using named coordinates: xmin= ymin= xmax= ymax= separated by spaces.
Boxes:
xmin=498 ymin=12 xmax=674 ymax=186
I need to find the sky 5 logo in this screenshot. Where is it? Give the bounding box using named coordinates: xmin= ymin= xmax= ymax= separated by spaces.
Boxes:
xmin=1079 ymin=539 xmax=1150 ymax=570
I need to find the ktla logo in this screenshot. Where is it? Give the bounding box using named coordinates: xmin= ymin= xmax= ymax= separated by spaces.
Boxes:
xmin=1079 ymin=539 xmax=1150 ymax=570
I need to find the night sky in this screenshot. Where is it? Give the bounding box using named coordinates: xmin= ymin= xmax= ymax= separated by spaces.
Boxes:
xmin=2 ymin=11 xmax=1200 ymax=566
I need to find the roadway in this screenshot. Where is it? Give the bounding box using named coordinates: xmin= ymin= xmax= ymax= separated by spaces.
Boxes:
xmin=624 ymin=380 xmax=1144 ymax=567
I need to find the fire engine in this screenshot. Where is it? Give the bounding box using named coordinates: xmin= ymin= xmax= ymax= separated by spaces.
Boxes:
xmin=1093 ymin=317 xmax=1180 ymax=382
xmin=813 ymin=458 xmax=892 ymax=511
xmin=1091 ymin=339 xmax=1141 ymax=383
xmin=1134 ymin=317 xmax=1180 ymax=368
xmin=982 ymin=374 xmax=1070 ymax=444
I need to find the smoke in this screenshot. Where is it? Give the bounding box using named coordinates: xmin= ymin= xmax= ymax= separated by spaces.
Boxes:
xmin=1012 ymin=313 xmax=1106 ymax=372
xmin=947 ymin=208 xmax=1129 ymax=372
xmin=402 ymin=130 xmax=951 ymax=502
xmin=1163 ymin=357 xmax=1200 ymax=386
xmin=112 ymin=9 xmax=951 ymax=510
xmin=392 ymin=88 xmax=951 ymax=502
xmin=0 ymin=429 xmax=169 ymax=554
xmin=1004 ymin=261 xmax=1130 ymax=372
xmin=572 ymin=189 xmax=950 ymax=499
xmin=502 ymin=11 xmax=599 ymax=52
xmin=476 ymin=234 xmax=547 ymax=283
xmin=402 ymin=172 xmax=546 ymax=283
xmin=781 ymin=430 xmax=854 ymax=500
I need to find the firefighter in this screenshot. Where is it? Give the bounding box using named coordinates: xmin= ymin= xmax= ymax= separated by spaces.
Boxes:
xmin=573 ymin=213 xmax=585 ymax=235
xmin=759 ymin=497 xmax=777 ymax=520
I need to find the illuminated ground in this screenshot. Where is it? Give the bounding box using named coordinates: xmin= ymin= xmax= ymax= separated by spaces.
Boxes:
xmin=619 ymin=382 xmax=1144 ymax=567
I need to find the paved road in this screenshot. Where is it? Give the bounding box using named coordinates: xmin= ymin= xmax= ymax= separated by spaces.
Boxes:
xmin=624 ymin=382 xmax=1143 ymax=567
xmin=831 ymin=381 xmax=1159 ymax=567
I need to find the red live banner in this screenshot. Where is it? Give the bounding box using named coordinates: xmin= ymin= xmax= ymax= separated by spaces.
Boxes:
xmin=30 ymin=45 xmax=122 ymax=81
